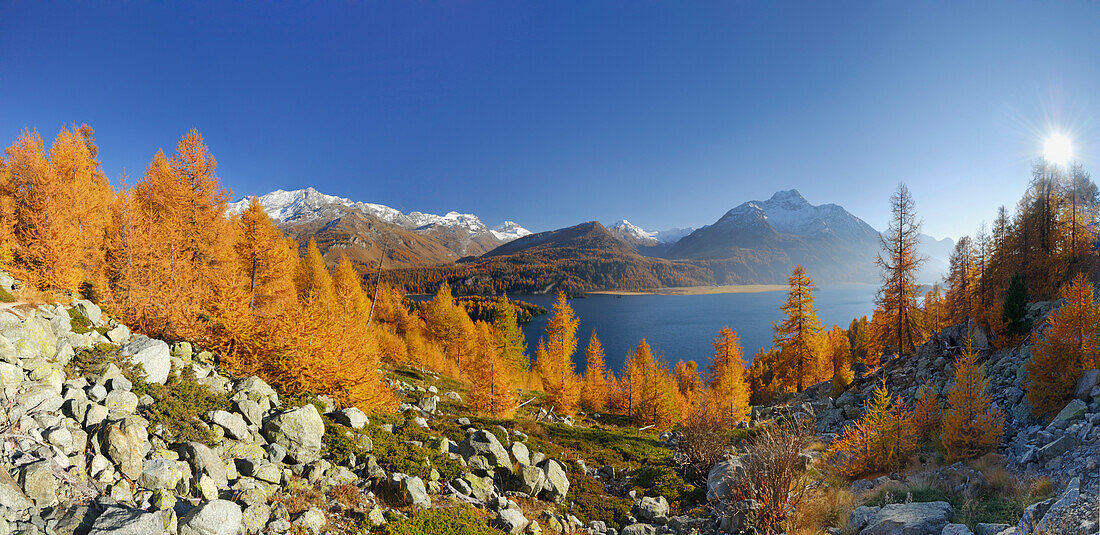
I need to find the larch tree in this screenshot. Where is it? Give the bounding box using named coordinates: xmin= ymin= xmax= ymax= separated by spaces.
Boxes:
xmin=469 ymin=321 xmax=518 ymax=417
xmin=826 ymin=381 xmax=914 ymax=478
xmin=746 ymin=348 xmax=778 ymax=406
xmin=1026 ymin=274 xmax=1100 ymax=417
xmin=50 ymin=125 xmax=113 ymax=290
xmin=539 ymin=292 xmax=581 ymax=415
xmin=580 ymin=331 xmax=610 ymax=412
xmin=423 ymin=282 xmax=471 ymax=369
xmin=826 ymin=325 xmax=853 ymax=395
xmin=847 ymin=316 xmax=872 ymax=367
xmin=922 ymin=283 xmax=947 ymax=335
xmin=331 ymin=255 xmax=392 ymax=411
xmin=910 ymin=385 xmax=942 ymax=443
xmin=707 ymin=327 xmax=751 ymax=426
xmin=672 ymin=359 xmax=702 ymax=421
xmin=944 ymin=236 xmax=975 ymax=325
xmin=875 ymin=183 xmax=927 ymax=355
xmin=628 ymin=339 xmax=677 ymax=428
xmin=5 ymin=129 xmax=82 ymax=290
xmin=492 ymin=296 xmax=528 ymax=375
xmin=290 ymin=239 xmax=339 ymax=395
xmin=941 ymin=345 xmax=1003 ymax=461
xmin=773 ymin=265 xmax=823 ymax=392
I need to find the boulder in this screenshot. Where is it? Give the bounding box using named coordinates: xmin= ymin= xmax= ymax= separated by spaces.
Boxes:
xmin=19 ymin=459 xmax=57 ymax=507
xmin=861 ymin=501 xmax=953 ymax=535
xmin=460 ymin=429 xmax=512 ymax=469
xmin=0 ymin=473 xmax=33 ymax=511
xmin=493 ymin=509 xmax=529 ymax=534
xmin=179 ymin=441 xmax=229 ymax=489
xmin=261 ymin=404 xmax=324 ymax=464
xmin=510 ymin=441 xmax=531 ymax=466
xmin=87 ymin=506 xmax=166 ymax=535
xmin=331 ymin=407 xmax=369 ymax=429
xmin=633 ymin=495 xmax=670 ymax=525
xmin=1074 ymin=369 xmax=1099 ymax=400
xmin=1037 ymin=435 xmax=1076 ymax=462
xmin=418 ymin=395 xmax=439 ymax=413
xmin=975 ymin=523 xmax=1010 ymax=535
xmin=73 ymin=300 xmax=103 ymax=325
xmin=211 ymin=410 xmax=250 ymax=440
xmin=620 ymin=524 xmax=657 ymax=535
xmin=120 ymin=335 xmax=171 ymax=384
xmin=512 ymin=465 xmax=546 ymax=496
xmin=538 ymin=459 xmax=569 ymax=503
xmin=100 ymin=417 xmax=147 ymax=480
xmin=293 ymin=508 xmax=326 ymax=534
xmin=942 ymin=524 xmax=975 ymax=535
xmin=1051 ymin=399 xmax=1087 ymax=424
xmin=139 ymin=459 xmax=187 ymax=491
xmin=178 ymin=499 xmax=243 ymax=535
xmin=388 ymin=473 xmax=431 ymax=508
xmin=706 ymin=456 xmax=744 ymax=501
xmin=848 ymin=505 xmax=880 ymax=532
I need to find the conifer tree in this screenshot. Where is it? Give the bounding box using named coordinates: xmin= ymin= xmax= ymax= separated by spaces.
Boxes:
xmin=628 ymin=339 xmax=677 ymax=428
xmin=826 ymin=381 xmax=914 ymax=478
xmin=746 ymin=348 xmax=778 ymax=406
xmin=539 ymin=292 xmax=581 ymax=415
xmin=51 ymin=125 xmax=113 ymax=290
xmin=923 ymin=283 xmax=947 ymax=334
xmin=707 ymin=327 xmax=751 ymax=426
xmin=847 ymin=316 xmax=872 ymax=367
xmin=469 ymin=321 xmax=517 ymax=417
xmin=423 ymin=282 xmax=470 ymax=367
xmin=1001 ymin=272 xmax=1030 ymax=336
xmin=876 ymin=183 xmax=926 ymax=355
xmin=580 ymin=331 xmax=610 ymax=411
xmin=492 ymin=296 xmax=528 ymax=374
xmin=672 ymin=359 xmax=702 ymax=421
xmin=1026 ymin=274 xmax=1100 ymax=417
xmin=910 ymin=385 xmax=942 ymax=443
xmin=330 ymin=255 xmax=393 ymax=411
xmin=941 ymin=345 xmax=1003 ymax=460
xmin=773 ymin=265 xmax=823 ymax=391
xmin=827 ymin=325 xmax=854 ymax=395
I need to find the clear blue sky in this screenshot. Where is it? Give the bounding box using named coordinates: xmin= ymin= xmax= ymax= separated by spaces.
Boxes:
xmin=2 ymin=2 xmax=1098 ymax=239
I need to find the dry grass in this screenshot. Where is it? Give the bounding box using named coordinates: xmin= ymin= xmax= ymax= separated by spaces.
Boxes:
xmin=330 ymin=483 xmax=364 ymax=509
xmin=789 ymin=484 xmax=856 ymax=535
xmin=274 ymin=483 xmax=326 ymax=515
xmin=726 ymin=416 xmax=815 ymax=535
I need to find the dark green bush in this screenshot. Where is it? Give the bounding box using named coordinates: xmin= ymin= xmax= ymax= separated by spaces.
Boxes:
xmin=630 ymin=465 xmax=698 ymax=511
xmin=139 ymin=366 xmax=230 ymax=445
xmin=363 ymin=423 xmax=463 ymax=481
xmin=378 ymin=505 xmax=504 ymax=535
xmin=564 ymin=463 xmax=631 ymax=530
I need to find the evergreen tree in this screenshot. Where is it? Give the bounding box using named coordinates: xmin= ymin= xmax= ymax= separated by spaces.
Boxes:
xmin=773 ymin=265 xmax=823 ymax=392
xmin=826 ymin=381 xmax=914 ymax=478
xmin=827 ymin=325 xmax=853 ymax=395
xmin=910 ymin=385 xmax=942 ymax=444
xmin=1001 ymin=272 xmax=1030 ymax=336
xmin=628 ymin=339 xmax=677 ymax=428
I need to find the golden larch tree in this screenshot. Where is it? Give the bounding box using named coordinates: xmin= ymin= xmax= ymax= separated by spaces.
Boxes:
xmin=628 ymin=339 xmax=677 ymax=428
xmin=876 ymin=183 xmax=926 ymax=355
xmin=538 ymin=292 xmax=581 ymax=415
xmin=910 ymin=385 xmax=942 ymax=443
xmin=580 ymin=331 xmax=610 ymax=412
xmin=773 ymin=265 xmax=823 ymax=392
xmin=941 ymin=345 xmax=1003 ymax=460
xmin=826 ymin=381 xmax=915 ymax=478
xmin=707 ymin=327 xmax=751 ymax=426
xmin=469 ymin=321 xmax=518 ymax=417
xmin=1026 ymin=274 xmax=1100 ymax=417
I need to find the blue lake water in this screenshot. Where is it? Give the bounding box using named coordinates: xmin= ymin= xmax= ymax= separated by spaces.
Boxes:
xmin=514 ymin=285 xmax=878 ymax=374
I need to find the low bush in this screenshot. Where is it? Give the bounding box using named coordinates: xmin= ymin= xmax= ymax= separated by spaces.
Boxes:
xmin=363 ymin=423 xmax=464 ymax=482
xmin=726 ymin=416 xmax=814 ymax=535
xmin=378 ymin=506 xmax=504 ymax=535
xmin=564 ymin=464 xmax=631 ymax=530
xmin=138 ymin=366 xmax=230 ymax=445
xmin=630 ymin=465 xmax=699 ymax=512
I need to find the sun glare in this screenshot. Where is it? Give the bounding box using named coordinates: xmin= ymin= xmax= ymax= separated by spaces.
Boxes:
xmin=1043 ymin=133 xmax=1073 ymax=166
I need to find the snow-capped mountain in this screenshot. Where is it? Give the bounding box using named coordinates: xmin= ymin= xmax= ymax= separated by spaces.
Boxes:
xmin=713 ymin=189 xmax=880 ymax=241
xmin=492 ymin=221 xmax=533 ymax=242
xmin=608 ymin=219 xmax=659 ymax=246
xmin=228 ymin=188 xmax=530 ymax=243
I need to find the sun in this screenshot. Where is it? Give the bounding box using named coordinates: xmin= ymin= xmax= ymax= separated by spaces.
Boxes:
xmin=1043 ymin=133 xmax=1073 ymax=166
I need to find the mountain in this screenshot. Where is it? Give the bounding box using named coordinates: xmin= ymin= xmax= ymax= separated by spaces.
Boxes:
xmin=387 ymin=221 xmax=718 ymax=295
xmin=228 ymin=188 xmax=531 ymax=270
xmin=607 ymin=220 xmax=659 ymax=247
xmin=667 ymin=189 xmax=883 ymax=283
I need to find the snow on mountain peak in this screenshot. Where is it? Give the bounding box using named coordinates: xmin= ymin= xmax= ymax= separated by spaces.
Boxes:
xmin=228 ymin=188 xmax=529 ymax=242
xmin=719 ymin=190 xmax=877 ymax=239
xmin=492 ymin=221 xmax=533 ymax=242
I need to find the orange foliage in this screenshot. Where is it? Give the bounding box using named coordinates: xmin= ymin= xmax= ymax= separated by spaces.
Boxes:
xmin=941 ymin=345 xmax=1003 ymax=461
xmin=707 ymin=327 xmax=751 ymax=426
xmin=537 ymin=292 xmax=581 ymax=415
xmin=580 ymin=331 xmax=610 ymax=412
xmin=1026 ymin=274 xmax=1100 ymax=417
xmin=826 ymin=381 xmax=915 ymax=479
xmin=468 ymin=321 xmax=518 ymax=417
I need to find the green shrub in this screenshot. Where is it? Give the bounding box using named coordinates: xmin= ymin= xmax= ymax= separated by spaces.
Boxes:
xmin=378 ymin=506 xmax=504 ymax=535
xmin=138 ymin=366 xmax=230 ymax=445
xmin=0 ymin=287 xmax=15 ymax=303
xmin=68 ymin=307 xmax=93 ymax=334
xmin=363 ymin=423 xmax=463 ymax=482
xmin=564 ymin=464 xmax=631 ymax=530
xmin=630 ymin=465 xmax=698 ymax=512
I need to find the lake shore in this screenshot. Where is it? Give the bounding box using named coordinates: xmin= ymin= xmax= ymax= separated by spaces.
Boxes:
xmin=588 ymin=284 xmax=788 ymax=296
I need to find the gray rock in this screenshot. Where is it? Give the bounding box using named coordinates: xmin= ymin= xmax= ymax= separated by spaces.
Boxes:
xmin=72 ymin=300 xmax=103 ymax=325
xmin=460 ymin=429 xmax=512 ymax=469
xmin=493 ymin=509 xmax=529 ymax=534
xmin=538 ymin=459 xmax=569 ymax=503
xmin=861 ymin=501 xmax=953 ymax=535
xmin=55 ymin=504 xmax=99 ymax=535
xmin=87 ymin=506 xmax=166 ymax=535
xmin=179 ymin=442 xmax=228 ymax=489
xmin=178 ymin=499 xmax=243 ymax=535
xmin=620 ymin=524 xmax=657 ymax=535
xmin=1051 ymin=399 xmax=1087 ymax=424
xmin=0 ymin=474 xmax=33 ymax=511
xmin=848 ymin=505 xmax=880 ymax=532
xmin=100 ymin=417 xmax=147 ymax=480
xmin=104 ymin=389 xmax=138 ymax=415
xmin=632 ymin=496 xmax=669 ymax=525
xmin=388 ymin=473 xmax=431 ymax=508
xmin=139 ymin=459 xmax=186 ymax=491
xmin=105 ymin=324 xmax=130 ymax=343
xmin=510 ymin=441 xmax=531 ymax=466
xmin=975 ymin=523 xmax=1010 ymax=535
xmin=418 ymin=395 xmax=439 ymax=413
xmin=943 ymin=524 xmax=975 ymax=535
xmin=1075 ymin=369 xmax=1099 ymax=400
xmin=1037 ymin=435 xmax=1076 ymax=462
xmin=241 ymin=504 xmax=271 ymax=534
xmin=706 ymin=456 xmax=744 ymax=501
xmin=331 ymin=407 xmax=369 ymax=429
xmin=210 ymin=410 xmax=250 ymax=440
xmin=19 ymin=459 xmax=57 ymax=507
xmin=120 ymin=335 xmax=171 ymax=384
xmin=261 ymin=404 xmax=324 ymax=464
xmin=293 ymin=508 xmax=326 ymax=534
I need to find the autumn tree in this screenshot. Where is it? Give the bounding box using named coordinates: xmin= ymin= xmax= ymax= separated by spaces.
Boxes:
xmin=941 ymin=345 xmax=1003 ymax=460
xmin=923 ymin=283 xmax=947 ymax=334
xmin=538 ymin=292 xmax=581 ymax=415
xmin=875 ymin=183 xmax=927 ymax=355
xmin=423 ymin=282 xmax=473 ymax=370
xmin=826 ymin=325 xmax=853 ymax=395
xmin=707 ymin=327 xmax=751 ymax=426
xmin=673 ymin=358 xmax=703 ymax=420
xmin=847 ymin=316 xmax=872 ymax=367
xmin=746 ymin=348 xmax=778 ymax=406
xmin=627 ymin=339 xmax=677 ymax=428
xmin=944 ymin=236 xmax=975 ymax=325
xmin=773 ymin=265 xmax=823 ymax=392
xmin=910 ymin=385 xmax=942 ymax=443
xmin=1026 ymin=274 xmax=1100 ymax=417
xmin=469 ymin=321 xmax=518 ymax=417
xmin=826 ymin=381 xmax=915 ymax=478
xmin=492 ymin=296 xmax=528 ymax=375
xmin=580 ymin=331 xmax=610 ymax=411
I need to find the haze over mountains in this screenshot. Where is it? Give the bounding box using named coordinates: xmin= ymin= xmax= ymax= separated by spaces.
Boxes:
xmin=231 ymin=187 xmax=952 ymax=293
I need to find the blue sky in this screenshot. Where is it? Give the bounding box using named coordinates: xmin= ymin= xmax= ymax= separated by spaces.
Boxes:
xmin=1 ymin=2 xmax=1098 ymax=239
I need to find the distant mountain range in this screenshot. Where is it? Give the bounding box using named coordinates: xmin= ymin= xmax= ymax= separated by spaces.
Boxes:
xmin=230 ymin=187 xmax=952 ymax=293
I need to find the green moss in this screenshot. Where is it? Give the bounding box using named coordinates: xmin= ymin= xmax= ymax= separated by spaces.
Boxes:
xmin=377 ymin=506 xmax=505 ymax=535
xmin=0 ymin=287 xmax=15 ymax=303
xmin=68 ymin=307 xmax=93 ymax=334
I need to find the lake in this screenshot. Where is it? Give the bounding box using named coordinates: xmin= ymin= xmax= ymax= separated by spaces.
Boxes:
xmin=514 ymin=285 xmax=878 ymax=374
